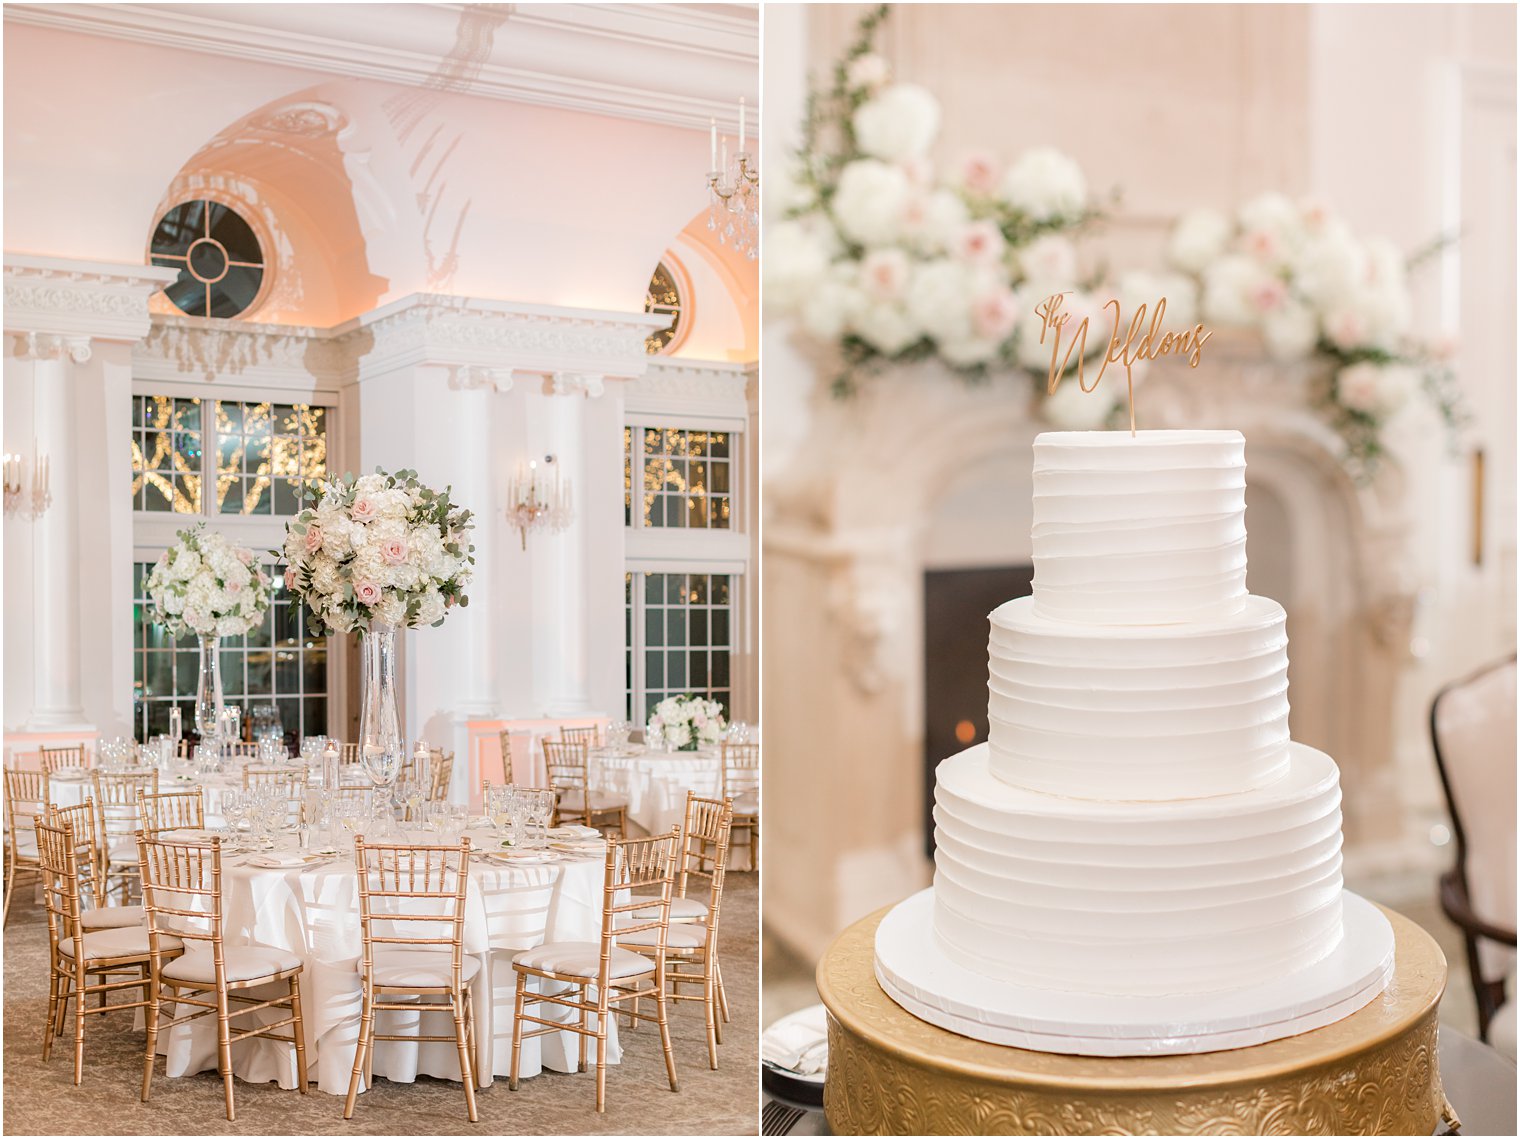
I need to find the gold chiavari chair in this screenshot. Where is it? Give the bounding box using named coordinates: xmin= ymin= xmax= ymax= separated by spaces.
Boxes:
xmin=222 ymin=740 xmax=259 ymax=763
xmin=619 ymin=796 xmax=734 ymax=1069
xmin=49 ymin=798 xmax=143 ymax=930
xmin=344 ymin=837 xmax=478 ymax=1121
xmin=560 ymin=724 xmax=601 ymax=750
xmin=497 ymin=729 xmax=516 ymax=785
xmin=37 ymin=814 xmax=164 ymax=1085
xmin=544 ymin=739 xmax=626 ymax=838
xmin=40 ymin=744 xmax=90 ymax=774
xmin=91 ymin=769 xmax=158 ymax=903
xmin=335 ymin=742 xmax=370 ymax=788
xmin=137 ymin=833 xmax=308 ymax=1121
xmin=4 ymin=767 xmax=49 ymax=924
xmin=509 ymin=830 xmax=681 ymax=1112
xmin=243 ymin=765 xmax=305 ymax=791
xmin=136 ymin=789 xmax=205 ymax=837
xmin=429 ymin=749 xmax=455 ymax=802
xmin=721 ymin=742 xmax=760 ymax=871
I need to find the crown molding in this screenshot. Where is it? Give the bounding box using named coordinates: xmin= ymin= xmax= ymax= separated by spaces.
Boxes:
xmin=3 ymin=255 xmax=179 ymax=344
xmin=624 ymin=357 xmax=754 ymax=419
xmin=4 ymin=3 xmax=758 ymax=133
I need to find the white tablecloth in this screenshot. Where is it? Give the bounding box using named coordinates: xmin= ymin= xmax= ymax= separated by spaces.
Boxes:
xmin=152 ymin=830 xmax=618 ymax=1095
xmin=589 ymin=748 xmax=722 ymax=836
xmin=47 ymin=768 xmax=244 ymax=826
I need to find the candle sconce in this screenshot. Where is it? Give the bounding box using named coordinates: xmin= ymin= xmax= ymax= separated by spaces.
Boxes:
xmin=3 ymin=446 xmax=51 ymax=519
xmin=507 ymin=454 xmax=573 ymax=549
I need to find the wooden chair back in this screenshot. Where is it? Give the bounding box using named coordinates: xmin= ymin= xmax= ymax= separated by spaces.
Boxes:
xmin=543 ymin=739 xmax=590 ymax=798
xmin=677 ymin=792 xmax=734 ymax=902
xmin=91 ymin=769 xmax=159 ymax=846
xmin=40 ymin=745 xmax=90 ymax=773
xmin=497 ymin=730 xmax=515 ymax=785
xmin=4 ymin=767 xmax=48 ymax=862
xmin=428 ymin=749 xmax=454 ymax=801
xmin=35 ymin=814 xmax=86 ymax=953
xmin=599 ymin=832 xmax=679 ymax=986
xmin=353 ymin=837 xmax=472 ymax=983
xmin=47 ymin=798 xmax=104 ymax=907
xmin=136 ymin=834 xmax=225 ymax=964
xmin=720 ymin=742 xmax=759 ymax=805
xmin=560 ymin=725 xmax=600 ymax=749
xmin=243 ymin=766 xmax=305 ymax=793
xmin=137 ymin=789 xmax=206 ymax=836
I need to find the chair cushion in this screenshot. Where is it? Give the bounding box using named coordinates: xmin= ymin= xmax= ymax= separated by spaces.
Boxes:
xmin=615 ymin=922 xmax=708 ymax=951
xmin=59 ymin=925 xmax=179 ymax=961
xmin=81 ymin=904 xmax=146 ymax=931
xmin=365 ymin=949 xmax=480 ymax=988
xmin=1491 ymin=1001 xmax=1517 ymax=1062
xmin=513 ymin=940 xmax=654 ymax=981
xmin=9 ymin=828 xmax=38 ymax=858
xmin=732 ymin=793 xmax=759 ymax=816
xmin=106 ymin=836 xmax=138 ymax=865
xmin=557 ymin=790 xmax=626 ymax=813
xmin=630 ymin=894 xmax=709 ymax=923
xmin=162 ymin=944 xmax=302 ymax=984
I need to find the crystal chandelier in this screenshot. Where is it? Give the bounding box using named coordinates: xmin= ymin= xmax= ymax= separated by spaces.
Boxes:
xmin=707 ymin=96 xmax=759 ymax=260
xmin=506 ymin=455 xmax=572 ymax=549
xmin=3 ymin=446 xmax=51 ymax=519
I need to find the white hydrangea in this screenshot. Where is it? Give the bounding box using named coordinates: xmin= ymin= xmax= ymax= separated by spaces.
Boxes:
xmin=831 ymin=159 xmax=911 ymax=248
xmin=905 ymin=259 xmax=978 ymax=343
xmin=853 ymin=299 xmax=920 ymax=357
xmin=1168 ymin=209 xmax=1232 ymax=274
xmin=1016 ymin=234 xmax=1078 ymax=291
xmin=999 ymin=148 xmax=1087 ymax=222
xmin=1261 ymin=300 xmax=1321 ymax=362
xmin=1336 ymin=361 xmax=1416 ymax=417
xmin=146 ymin=526 xmax=269 ymax=640
xmin=852 ymin=84 xmax=941 ymax=162
xmin=901 ymin=189 xmax=970 ymax=255
xmin=801 ymin=270 xmax=866 ymax=341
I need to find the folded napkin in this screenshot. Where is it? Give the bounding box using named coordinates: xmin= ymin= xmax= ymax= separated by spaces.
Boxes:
xmin=246 ymin=852 xmax=328 ymax=869
xmin=761 ymin=1005 xmax=829 ymax=1075
xmin=161 ymin=829 xmax=222 ymax=844
xmin=547 ymin=825 xmax=601 ymax=839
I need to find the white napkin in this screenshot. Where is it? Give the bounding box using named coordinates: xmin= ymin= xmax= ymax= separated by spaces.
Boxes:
xmin=761 ymin=1005 xmax=829 ymax=1074
xmin=246 ymin=851 xmax=326 ymax=869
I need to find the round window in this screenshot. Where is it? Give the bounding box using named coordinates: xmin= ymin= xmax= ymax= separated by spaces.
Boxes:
xmin=644 ymin=261 xmax=683 ymax=355
xmin=150 ymin=200 xmax=266 ymax=319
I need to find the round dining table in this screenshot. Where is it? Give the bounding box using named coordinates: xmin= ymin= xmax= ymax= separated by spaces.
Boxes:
xmin=46 ymin=765 xmax=246 ymax=825
xmin=589 ymin=746 xmax=724 ymax=836
xmin=147 ymin=824 xmax=621 ymax=1096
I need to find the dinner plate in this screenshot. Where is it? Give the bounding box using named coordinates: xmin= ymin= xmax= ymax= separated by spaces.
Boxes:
xmin=245 ymin=852 xmax=336 ymax=869
xmin=486 ymin=850 xmax=558 ymax=865
xmin=160 ymin=828 xmax=223 ymax=844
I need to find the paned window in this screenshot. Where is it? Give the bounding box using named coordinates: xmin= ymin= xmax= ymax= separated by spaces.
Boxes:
xmin=132 ymin=559 xmax=327 ymax=742
xmin=624 ymin=571 xmax=733 ymax=722
xmin=131 ymin=394 xmax=328 ymax=517
xmin=624 ymin=426 xmax=732 ymax=530
xmin=643 ymin=261 xmax=682 ymax=355
xmin=150 ymin=200 xmax=266 ymax=319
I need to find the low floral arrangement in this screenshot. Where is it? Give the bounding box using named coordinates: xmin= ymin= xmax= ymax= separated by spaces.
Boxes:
xmin=1167 ymin=196 xmax=1463 ymax=477
xmin=766 ymin=4 xmax=1152 ymax=416
xmin=648 ymin=694 xmax=726 ymax=752
xmin=147 ymin=525 xmax=271 ymax=640
xmin=280 ymin=468 xmax=474 ymax=636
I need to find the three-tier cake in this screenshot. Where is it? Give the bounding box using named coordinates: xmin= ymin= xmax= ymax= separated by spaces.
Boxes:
xmin=873 ymin=429 xmax=1397 ymax=1056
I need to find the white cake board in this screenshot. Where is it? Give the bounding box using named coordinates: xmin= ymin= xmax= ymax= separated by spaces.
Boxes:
xmin=874 ymin=887 xmax=1395 ymax=1057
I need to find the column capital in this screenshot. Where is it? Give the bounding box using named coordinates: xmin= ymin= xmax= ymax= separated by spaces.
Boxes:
xmin=549 ymin=371 xmax=605 ymax=398
xmin=3 ymin=254 xmax=177 ymax=346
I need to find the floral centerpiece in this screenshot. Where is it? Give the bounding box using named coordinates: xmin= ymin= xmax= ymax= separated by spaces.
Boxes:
xmin=1167 ymin=196 xmax=1463 ymax=478
xmin=281 ymin=468 xmax=474 ymax=808
xmin=649 ymin=694 xmax=726 ymax=753
xmin=766 ymin=4 xmax=1150 ymax=421
xmin=147 ymin=524 xmax=271 ymax=740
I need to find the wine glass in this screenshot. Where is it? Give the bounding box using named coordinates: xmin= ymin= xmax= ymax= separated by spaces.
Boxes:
xmin=524 ymin=790 xmax=552 ymax=848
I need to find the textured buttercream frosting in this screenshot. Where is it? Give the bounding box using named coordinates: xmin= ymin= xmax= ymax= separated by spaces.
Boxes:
xmin=1031 ymin=429 xmax=1248 ymax=625
xmin=987 ymin=593 xmax=1291 ymax=800
xmin=932 ymin=743 xmax=1345 ymax=996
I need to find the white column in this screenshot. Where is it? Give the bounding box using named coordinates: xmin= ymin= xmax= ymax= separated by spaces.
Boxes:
xmin=25 ymin=337 xmax=90 ymax=729
xmin=454 ymin=380 xmax=501 ymax=716
xmin=538 ymin=374 xmax=597 ymax=714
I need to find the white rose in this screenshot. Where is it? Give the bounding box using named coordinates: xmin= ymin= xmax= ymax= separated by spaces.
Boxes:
xmin=949 ymin=219 xmax=1005 ymax=266
xmin=846 ymin=52 xmax=890 ymax=92
xmin=853 ymin=300 xmax=920 ymax=357
xmin=901 ymin=189 xmax=969 ymax=255
xmin=852 ymin=84 xmax=941 ymax=162
xmin=1291 ymin=221 xmax=1366 ymax=307
xmin=1168 ymin=208 xmax=1232 ymax=274
xmin=905 ymin=259 xmax=977 ymax=343
xmin=1335 ymin=361 xmax=1383 ymax=414
xmin=1236 ymin=192 xmax=1303 ymax=254
xmin=1261 ymin=300 xmax=1320 ymax=362
xmin=1201 ymin=255 xmax=1274 ymax=326
xmin=1017 ymin=234 xmax=1078 ymax=289
xmin=1374 ymin=363 xmax=1419 ymax=415
xmin=355 ymin=473 xmax=387 ymax=495
xmin=999 ymin=148 xmax=1087 ymax=222
xmin=1042 ymin=377 xmax=1119 ymax=430
xmin=1324 ymin=285 xmax=1409 ymax=352
xmin=859 ymin=248 xmax=912 ymax=301
xmin=831 ymin=160 xmax=911 ymax=248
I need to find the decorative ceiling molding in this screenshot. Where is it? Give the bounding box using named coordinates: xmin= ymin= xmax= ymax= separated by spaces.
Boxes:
xmin=138 ymin=315 xmax=349 ymax=387
xmin=623 ymin=358 xmax=754 ymax=418
xmin=4 ymin=2 xmax=759 ymax=133
xmin=3 ymin=255 xmax=178 ymax=345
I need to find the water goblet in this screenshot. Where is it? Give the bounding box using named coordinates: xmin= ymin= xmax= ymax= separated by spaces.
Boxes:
xmin=524 ymin=790 xmax=552 ymax=848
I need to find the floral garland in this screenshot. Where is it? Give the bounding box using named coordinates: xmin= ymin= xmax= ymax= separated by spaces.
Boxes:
xmin=1167 ymin=197 xmax=1464 ymax=479
xmin=280 ymin=468 xmax=474 ymax=636
xmin=147 ymin=524 xmax=271 ymax=640
xmin=767 ymin=5 xmax=1177 ymax=423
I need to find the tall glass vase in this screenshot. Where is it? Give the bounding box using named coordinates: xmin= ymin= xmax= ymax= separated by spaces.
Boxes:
xmin=194 ymin=633 xmax=224 ymax=744
xmin=358 ymin=622 xmax=403 ymax=837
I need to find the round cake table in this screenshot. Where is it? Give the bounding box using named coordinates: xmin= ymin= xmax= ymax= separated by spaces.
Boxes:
xmin=817 ymin=904 xmax=1453 ymax=1136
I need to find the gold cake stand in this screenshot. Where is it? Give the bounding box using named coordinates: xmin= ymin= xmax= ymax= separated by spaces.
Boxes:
xmin=818 ymin=904 xmax=1452 ymax=1135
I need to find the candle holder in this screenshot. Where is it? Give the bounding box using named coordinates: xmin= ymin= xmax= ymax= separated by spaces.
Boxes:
xmin=2 ymin=447 xmax=51 ymax=519
xmin=506 ymin=454 xmax=573 ymax=549
xmin=706 ymin=96 xmax=759 ymax=259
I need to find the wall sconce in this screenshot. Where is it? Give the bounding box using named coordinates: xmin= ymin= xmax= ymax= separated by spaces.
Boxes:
xmin=507 ymin=454 xmax=573 ymax=549
xmin=3 ymin=446 xmax=50 ymax=519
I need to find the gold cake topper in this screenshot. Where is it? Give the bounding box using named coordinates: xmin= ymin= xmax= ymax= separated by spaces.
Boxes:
xmin=1035 ymin=293 xmax=1212 ymax=435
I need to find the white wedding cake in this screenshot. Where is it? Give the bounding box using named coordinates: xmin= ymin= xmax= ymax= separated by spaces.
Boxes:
xmin=874 ymin=429 xmax=1395 ymax=1056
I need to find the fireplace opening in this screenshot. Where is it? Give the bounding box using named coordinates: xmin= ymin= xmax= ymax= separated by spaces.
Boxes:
xmin=922 ymin=564 xmax=1034 ymax=860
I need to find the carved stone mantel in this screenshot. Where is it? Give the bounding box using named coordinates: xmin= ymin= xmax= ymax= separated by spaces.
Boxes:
xmin=763 ymin=337 xmax=1422 ymax=963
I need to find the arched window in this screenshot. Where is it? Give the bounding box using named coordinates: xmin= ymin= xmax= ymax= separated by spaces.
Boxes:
xmin=643 ymin=261 xmax=683 ymax=355
xmin=150 ymin=200 xmax=266 ymax=319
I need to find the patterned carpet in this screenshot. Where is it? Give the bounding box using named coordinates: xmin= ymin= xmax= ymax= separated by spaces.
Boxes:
xmin=2 ymin=869 xmax=758 ymax=1135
